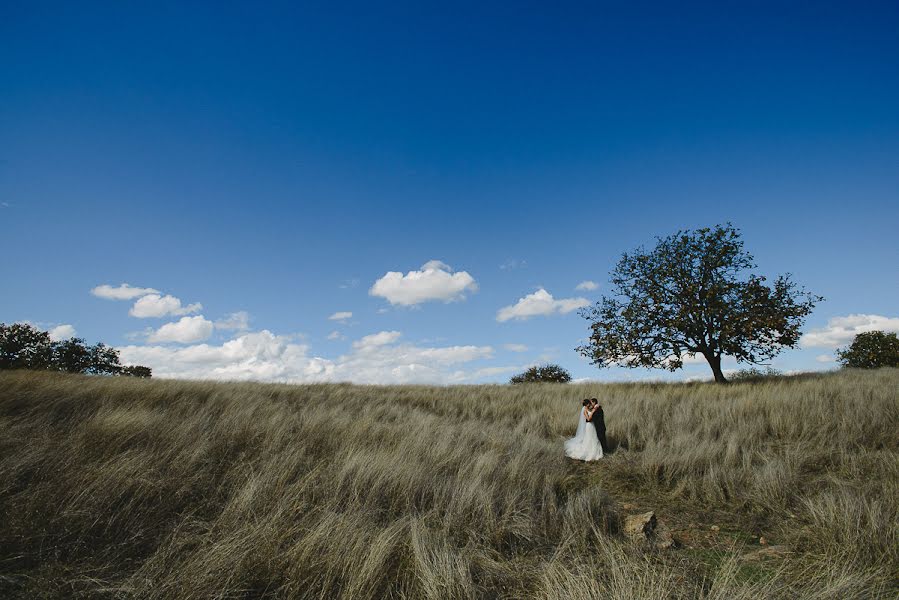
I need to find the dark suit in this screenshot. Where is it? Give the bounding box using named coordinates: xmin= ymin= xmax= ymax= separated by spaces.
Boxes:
xmin=588 ymin=406 xmax=608 ymax=452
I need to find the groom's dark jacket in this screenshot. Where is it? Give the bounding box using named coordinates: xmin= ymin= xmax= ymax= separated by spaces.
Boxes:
xmin=589 ymin=406 xmax=606 ymax=432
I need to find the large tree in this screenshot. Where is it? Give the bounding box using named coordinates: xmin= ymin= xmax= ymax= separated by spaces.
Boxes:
xmin=576 ymin=224 xmax=821 ymax=383
xmin=0 ymin=322 xmax=53 ymax=369
xmin=0 ymin=322 xmax=149 ymax=377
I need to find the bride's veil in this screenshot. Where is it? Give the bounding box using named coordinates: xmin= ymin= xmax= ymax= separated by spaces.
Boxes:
xmin=574 ymin=406 xmax=586 ymax=440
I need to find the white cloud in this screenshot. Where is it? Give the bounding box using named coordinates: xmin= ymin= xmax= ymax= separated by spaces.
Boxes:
xmin=370 ymin=260 xmax=477 ymax=306
xmin=91 ymin=283 xmax=159 ymax=300
xmin=328 ymin=311 xmax=353 ymax=322
xmin=575 ymin=280 xmax=599 ymax=291
xmin=130 ymin=294 xmax=202 ymax=318
xmin=800 ymin=314 xmax=899 ymax=349
xmin=215 ymin=311 xmax=250 ymax=331
xmin=352 ymin=330 xmax=402 ymax=349
xmin=120 ymin=330 xmax=331 ymax=381
xmin=147 ymin=316 xmax=214 ymax=344
xmin=118 ymin=329 xmax=495 ymax=385
xmin=496 ymin=288 xmax=590 ymax=322
xmin=503 ymin=343 xmax=528 ymax=352
xmin=48 ymin=324 xmax=77 ymax=341
xmin=327 ymin=330 xmax=345 ymax=341
xmin=816 ymin=354 xmax=835 ymax=363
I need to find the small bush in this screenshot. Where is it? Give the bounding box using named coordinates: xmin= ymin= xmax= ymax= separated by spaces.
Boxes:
xmin=836 ymin=330 xmax=899 ymax=369
xmin=510 ymin=364 xmax=572 ymax=384
xmin=729 ymin=366 xmax=781 ymax=382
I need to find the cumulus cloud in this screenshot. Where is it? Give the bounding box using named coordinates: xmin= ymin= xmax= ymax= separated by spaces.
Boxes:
xmin=91 ymin=283 xmax=159 ymax=300
xmin=130 ymin=294 xmax=202 ymax=318
xmin=575 ymin=280 xmax=599 ymax=291
xmin=370 ymin=260 xmax=477 ymax=306
xmin=800 ymin=314 xmax=899 ymax=348
xmin=496 ymin=289 xmax=590 ymax=322
xmin=328 ymin=311 xmax=353 ymax=322
xmin=120 ymin=330 xmax=331 ymax=382
xmin=147 ymin=316 xmax=215 ymax=343
xmin=118 ymin=329 xmax=495 ymax=385
xmin=48 ymin=324 xmax=77 ymax=341
xmin=353 ymin=330 xmax=402 ymax=349
xmin=503 ymin=343 xmax=528 ymax=352
xmin=215 ymin=311 xmax=250 ymax=331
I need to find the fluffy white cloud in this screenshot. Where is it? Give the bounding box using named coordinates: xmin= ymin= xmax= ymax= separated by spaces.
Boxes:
xmin=353 ymin=330 xmax=402 ymax=349
xmin=215 ymin=311 xmax=250 ymax=331
xmin=496 ymin=288 xmax=590 ymax=322
xmin=130 ymin=294 xmax=202 ymax=318
xmin=575 ymin=280 xmax=599 ymax=291
xmin=118 ymin=329 xmax=496 ymax=385
xmin=503 ymin=343 xmax=528 ymax=352
xmin=91 ymin=283 xmax=159 ymax=300
xmin=816 ymin=354 xmax=835 ymax=363
xmin=370 ymin=260 xmax=477 ymax=306
xmin=800 ymin=314 xmax=899 ymax=349
xmin=328 ymin=311 xmax=353 ymax=322
xmin=48 ymin=324 xmax=77 ymax=341
xmin=336 ymin=335 xmax=494 ymax=384
xmin=147 ymin=316 xmax=214 ymax=344
xmin=120 ymin=330 xmax=331 ymax=382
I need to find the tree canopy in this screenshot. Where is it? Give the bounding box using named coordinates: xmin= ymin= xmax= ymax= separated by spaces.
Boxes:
xmin=0 ymin=323 xmax=151 ymax=377
xmin=836 ymin=331 xmax=899 ymax=369
xmin=510 ymin=364 xmax=572 ymax=384
xmin=577 ymin=224 xmax=821 ymax=383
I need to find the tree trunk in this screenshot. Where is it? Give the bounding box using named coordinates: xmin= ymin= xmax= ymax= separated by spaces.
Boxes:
xmin=705 ymin=352 xmax=728 ymax=383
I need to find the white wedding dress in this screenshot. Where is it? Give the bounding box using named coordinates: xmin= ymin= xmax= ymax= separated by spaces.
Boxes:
xmin=564 ymin=409 xmax=604 ymax=461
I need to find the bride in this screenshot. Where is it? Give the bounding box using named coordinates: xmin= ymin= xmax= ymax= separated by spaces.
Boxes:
xmin=565 ymin=399 xmax=604 ymax=461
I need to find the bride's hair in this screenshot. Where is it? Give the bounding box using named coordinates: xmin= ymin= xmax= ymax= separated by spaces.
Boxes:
xmin=581 ymin=399 xmax=590 ymax=406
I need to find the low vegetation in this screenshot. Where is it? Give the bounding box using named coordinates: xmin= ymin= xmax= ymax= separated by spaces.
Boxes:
xmin=1 ymin=368 xmax=896 ymax=598
xmin=509 ymin=363 xmax=572 ymax=384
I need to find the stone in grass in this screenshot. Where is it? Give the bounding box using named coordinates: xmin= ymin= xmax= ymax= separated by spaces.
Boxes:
xmin=623 ymin=511 xmax=676 ymax=550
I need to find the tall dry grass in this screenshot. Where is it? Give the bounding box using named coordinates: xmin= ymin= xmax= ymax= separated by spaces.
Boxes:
xmin=0 ymin=368 xmax=896 ymax=598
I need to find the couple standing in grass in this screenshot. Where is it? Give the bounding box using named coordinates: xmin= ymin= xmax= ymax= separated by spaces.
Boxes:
xmin=564 ymin=398 xmax=608 ymax=461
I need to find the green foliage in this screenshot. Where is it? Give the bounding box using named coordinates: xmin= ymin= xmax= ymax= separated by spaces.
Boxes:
xmin=52 ymin=337 xmax=94 ymax=373
xmin=122 ymin=365 xmax=153 ymax=378
xmin=509 ymin=363 xmax=572 ymax=384
xmin=0 ymin=322 xmax=148 ymax=376
xmin=729 ymin=366 xmax=782 ymax=382
xmin=836 ymin=330 xmax=899 ymax=369
xmin=0 ymin=322 xmax=53 ymax=369
xmin=577 ymin=223 xmax=822 ymax=383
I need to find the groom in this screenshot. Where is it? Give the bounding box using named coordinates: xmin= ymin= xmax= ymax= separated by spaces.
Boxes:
xmin=587 ymin=398 xmax=608 ymax=453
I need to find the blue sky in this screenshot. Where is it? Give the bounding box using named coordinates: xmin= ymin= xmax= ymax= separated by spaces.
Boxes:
xmin=2 ymin=1 xmax=898 ymax=383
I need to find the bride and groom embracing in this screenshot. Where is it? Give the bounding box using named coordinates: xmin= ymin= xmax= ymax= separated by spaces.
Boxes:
xmin=564 ymin=398 xmax=608 ymax=461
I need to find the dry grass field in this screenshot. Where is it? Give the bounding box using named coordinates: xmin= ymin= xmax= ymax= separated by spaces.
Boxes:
xmin=1 ymin=368 xmax=897 ymax=599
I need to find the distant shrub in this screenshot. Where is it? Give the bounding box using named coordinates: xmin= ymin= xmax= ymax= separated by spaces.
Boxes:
xmin=509 ymin=363 xmax=572 ymax=384
xmin=836 ymin=330 xmax=899 ymax=369
xmin=122 ymin=365 xmax=153 ymax=378
xmin=729 ymin=366 xmax=782 ymax=382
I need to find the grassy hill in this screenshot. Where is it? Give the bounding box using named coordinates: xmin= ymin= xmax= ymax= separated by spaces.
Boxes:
xmin=1 ymin=369 xmax=896 ymax=598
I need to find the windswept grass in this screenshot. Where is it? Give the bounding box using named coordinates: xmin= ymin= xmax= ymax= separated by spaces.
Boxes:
xmin=0 ymin=369 xmax=896 ymax=598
